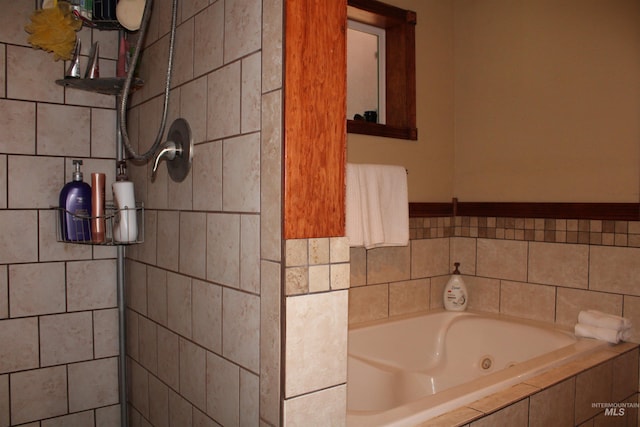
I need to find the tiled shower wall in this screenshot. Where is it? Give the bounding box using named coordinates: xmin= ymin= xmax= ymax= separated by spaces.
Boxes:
xmin=0 ymin=2 xmax=121 ymax=426
xmin=122 ymin=0 xmax=283 ymax=425
xmin=350 ymin=216 xmax=640 ymax=344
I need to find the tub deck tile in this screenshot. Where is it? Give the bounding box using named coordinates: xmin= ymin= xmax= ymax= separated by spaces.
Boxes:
xmin=415 ymin=406 xmax=483 ymax=427
xmin=466 ymin=383 xmax=538 ymax=414
xmin=523 ymin=349 xmax=618 ymax=389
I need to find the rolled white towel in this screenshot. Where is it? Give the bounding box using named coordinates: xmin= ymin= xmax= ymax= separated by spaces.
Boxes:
xmin=577 ymin=309 xmax=631 ymax=331
xmin=574 ymin=323 xmax=626 ymax=344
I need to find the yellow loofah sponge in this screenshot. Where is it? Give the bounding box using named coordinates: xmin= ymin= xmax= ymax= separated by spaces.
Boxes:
xmin=25 ymin=1 xmax=82 ymax=61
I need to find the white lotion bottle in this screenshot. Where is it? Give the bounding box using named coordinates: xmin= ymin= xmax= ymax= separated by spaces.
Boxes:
xmin=112 ymin=161 xmax=137 ymax=243
xmin=443 ymin=262 xmax=468 ymax=311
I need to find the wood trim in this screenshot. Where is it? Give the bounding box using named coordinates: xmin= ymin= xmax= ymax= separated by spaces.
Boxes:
xmin=347 ymin=120 xmax=417 ymax=140
xmin=409 ymin=202 xmax=640 ymax=221
xmin=284 ymin=0 xmax=347 ymax=238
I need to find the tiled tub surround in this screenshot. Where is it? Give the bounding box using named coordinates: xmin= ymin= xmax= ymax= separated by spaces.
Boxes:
xmin=421 ymin=344 xmax=639 ymax=426
xmin=0 ymin=2 xmax=122 ymax=426
xmin=350 ymin=215 xmax=640 ymax=425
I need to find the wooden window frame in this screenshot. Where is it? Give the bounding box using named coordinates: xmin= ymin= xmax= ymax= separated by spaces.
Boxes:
xmin=347 ymin=0 xmax=417 ymax=140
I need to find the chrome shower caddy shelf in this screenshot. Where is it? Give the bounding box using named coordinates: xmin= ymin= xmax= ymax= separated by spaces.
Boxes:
xmin=53 ymin=202 xmax=144 ymax=245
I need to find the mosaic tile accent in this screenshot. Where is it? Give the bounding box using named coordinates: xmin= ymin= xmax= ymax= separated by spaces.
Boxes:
xmin=410 ymin=216 xmax=640 ymax=247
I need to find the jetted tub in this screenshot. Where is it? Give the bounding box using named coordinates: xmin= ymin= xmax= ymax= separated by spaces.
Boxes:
xmin=347 ymin=310 xmax=608 ymax=426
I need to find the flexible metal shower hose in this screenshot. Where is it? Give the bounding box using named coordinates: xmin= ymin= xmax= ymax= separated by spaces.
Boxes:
xmin=118 ymin=0 xmax=178 ymax=162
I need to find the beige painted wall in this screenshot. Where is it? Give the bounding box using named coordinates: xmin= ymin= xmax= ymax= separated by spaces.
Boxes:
xmin=348 ymin=0 xmax=640 ymax=203
xmin=347 ymin=0 xmax=455 ymax=202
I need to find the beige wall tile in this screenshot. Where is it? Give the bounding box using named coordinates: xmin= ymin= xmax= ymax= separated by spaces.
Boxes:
xmin=367 ymin=245 xmax=411 ymax=285
xmin=411 ymin=238 xmax=450 ymax=279
xmin=470 ymin=397 xmax=528 ymax=427
xmin=285 ymin=266 xmax=308 ymax=295
xmin=156 ymin=210 xmax=180 ymax=271
xmin=389 ymin=278 xmax=430 ymax=317
xmin=206 ymin=351 xmax=240 ymax=426
xmin=147 ymin=266 xmax=168 ymax=326
xmin=260 ymin=260 xmax=281 ymax=426
xmin=466 ymin=276 xmax=500 ymax=313
xmin=285 ymin=239 xmax=308 ymax=267
xmin=0 ymin=210 xmax=38 ymax=263
xmin=129 ymin=360 xmax=149 ymax=419
xmin=500 ymin=281 xmax=556 ymax=323
xmin=0 ymin=44 xmax=4 ymax=97
xmin=242 ymin=52 xmax=262 ymax=133
xmin=309 ymin=238 xmax=330 ymax=265
xmin=0 ymin=155 xmax=5 ymax=209
xmin=477 ymin=239 xmax=528 ymax=282
xmin=260 ymin=90 xmax=283 ymax=262
xmin=349 ymin=247 xmax=367 ymax=287
xmin=556 ymin=288 xmax=623 ymax=328
xmin=7 ymin=46 xmax=63 ymax=103
xmin=192 ymin=280 xmax=222 ymax=353
xmin=68 ymin=358 xmax=119 ymax=412
xmin=40 ymin=312 xmax=93 ymax=366
xmin=0 ymin=266 xmax=6 ymax=319
xmin=180 ymin=77 xmax=208 ymax=145
xmin=193 ymin=141 xmax=223 ymax=211
xmin=575 ymin=360 xmax=613 ymax=424
xmin=241 ymin=214 xmax=260 ymax=293
xmin=38 ymin=209 xmax=92 ymax=261
xmin=8 ymin=155 xmax=62 ymax=209
xmin=94 ymin=308 xmax=119 ymax=358
xmin=138 ymin=315 xmax=158 ymax=374
xmin=149 ymin=374 xmax=169 ymax=427
xmin=283 ymin=385 xmax=347 ymax=426
xmin=10 ymin=366 xmax=67 ymax=424
xmin=349 ymin=283 xmax=389 ymax=324
xmin=240 ymin=369 xmax=260 ymax=426
xmin=623 ymin=296 xmax=640 ymax=343
xmin=179 ymin=338 xmax=207 ymax=411
xmin=223 ymin=133 xmax=260 ymax=212
xmin=224 ymin=0 xmax=262 ymax=62
xmin=9 ymin=262 xmax=65 ymax=317
xmin=590 ymin=246 xmax=640 ymax=296
xmin=126 ymin=260 xmax=148 ymax=315
xmin=0 ymin=100 xmax=35 ymax=154
xmin=67 ymin=259 xmax=117 ymax=310
xmin=330 ymin=237 xmax=350 ymax=263
xmin=169 ymin=389 xmax=194 ymax=426
xmin=37 ymin=104 xmax=91 ymax=157
xmin=309 ymin=265 xmax=330 ymax=293
xmin=207 ymin=213 xmax=240 ymax=287
xmin=167 ymin=272 xmax=192 ymax=338
xmin=612 ymin=349 xmax=639 ymax=403
xmin=91 ymin=108 xmax=116 ymax=158
xmin=451 ymin=237 xmax=477 ymax=275
xmin=179 ymin=211 xmax=206 ymax=278
xmin=223 ymin=288 xmax=260 ymax=371
xmin=96 ymin=405 xmax=121 ymax=427
xmin=0 ymin=374 xmax=8 ymax=427
xmin=285 ymin=291 xmax=348 ymax=397
xmin=529 ymin=377 xmax=575 ymax=427
xmin=430 ymin=275 xmax=449 ymax=309
xmin=1 ymin=2 xmax=31 ymax=45
xmin=207 ymin=62 xmax=241 ymax=140
xmin=157 ymin=326 xmax=180 ymax=391
xmin=331 ymin=263 xmax=350 ymax=290
xmin=529 ymin=242 xmax=589 ymax=288
xmin=194 ymin=2 xmax=224 ymax=77
xmin=0 ymin=317 xmax=38 ymax=374
xmin=172 ymin=18 xmax=194 ymax=87
xmin=168 ymin=168 xmax=193 ymax=210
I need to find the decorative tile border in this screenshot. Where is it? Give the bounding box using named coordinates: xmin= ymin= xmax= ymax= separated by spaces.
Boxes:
xmin=410 ymin=216 xmax=640 ymax=247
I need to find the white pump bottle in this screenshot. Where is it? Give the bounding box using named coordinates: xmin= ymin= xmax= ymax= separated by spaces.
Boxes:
xmin=443 ymin=262 xmax=468 ymax=311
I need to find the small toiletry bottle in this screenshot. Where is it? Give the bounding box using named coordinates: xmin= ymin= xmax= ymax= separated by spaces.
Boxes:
xmin=443 ymin=262 xmax=468 ymax=311
xmin=112 ymin=161 xmax=137 ymax=243
xmin=59 ymin=160 xmax=92 ymax=241
xmin=91 ymin=172 xmax=106 ymax=243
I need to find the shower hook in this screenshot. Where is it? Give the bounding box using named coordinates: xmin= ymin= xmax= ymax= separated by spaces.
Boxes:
xmin=152 ymin=118 xmax=193 ymax=182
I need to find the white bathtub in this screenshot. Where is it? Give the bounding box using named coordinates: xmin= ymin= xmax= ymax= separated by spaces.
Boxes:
xmin=347 ymin=310 xmax=608 ymax=426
